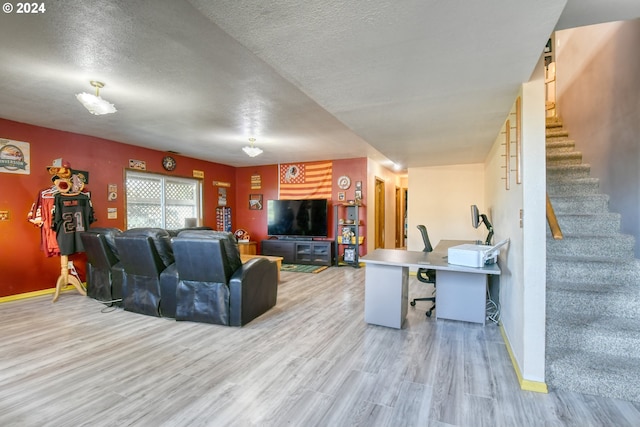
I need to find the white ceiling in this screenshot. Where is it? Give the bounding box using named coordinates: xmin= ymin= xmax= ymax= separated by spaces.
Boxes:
xmin=0 ymin=1 xmax=638 ymax=170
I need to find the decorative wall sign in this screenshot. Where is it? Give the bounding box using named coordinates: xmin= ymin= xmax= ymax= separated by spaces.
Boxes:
xmin=107 ymin=207 xmax=117 ymax=219
xmin=0 ymin=210 xmax=9 ymax=221
xmin=249 ymin=194 xmax=263 ymax=210
xmin=213 ymin=181 xmax=231 ymax=187
xmin=193 ymin=170 xmax=204 ymax=178
xmin=251 ymin=174 xmax=261 ymax=189
xmin=129 ymin=159 xmax=146 ymax=170
xmin=218 ymin=187 xmax=227 ymax=206
xmin=0 ymin=138 xmax=30 ymax=175
xmin=108 ymin=184 xmax=118 ymax=201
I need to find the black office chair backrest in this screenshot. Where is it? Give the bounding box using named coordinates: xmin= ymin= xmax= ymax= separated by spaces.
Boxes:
xmin=417 ymin=225 xmax=433 ymax=253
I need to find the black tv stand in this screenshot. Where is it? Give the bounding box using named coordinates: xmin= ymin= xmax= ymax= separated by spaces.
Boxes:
xmin=262 ymin=239 xmax=334 ymax=266
xmin=276 ymin=236 xmax=313 ymax=241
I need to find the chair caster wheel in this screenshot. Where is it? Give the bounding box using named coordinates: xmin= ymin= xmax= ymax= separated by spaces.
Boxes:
xmin=410 ymin=301 xmax=416 ymax=306
xmin=426 ymin=310 xmax=432 ymax=317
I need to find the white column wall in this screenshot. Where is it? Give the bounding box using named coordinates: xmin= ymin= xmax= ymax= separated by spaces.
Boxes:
xmin=487 ymin=57 xmax=547 ymax=383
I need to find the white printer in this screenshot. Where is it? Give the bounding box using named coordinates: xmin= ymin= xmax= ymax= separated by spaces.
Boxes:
xmin=448 ymin=239 xmax=509 ymax=267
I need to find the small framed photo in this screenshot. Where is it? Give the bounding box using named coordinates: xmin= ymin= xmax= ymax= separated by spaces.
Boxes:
xmin=338 ymin=191 xmax=346 ymax=201
xmin=355 ymin=180 xmax=362 ymax=190
xmin=355 ymin=190 xmax=362 ymax=200
xmin=249 ymin=194 xmax=263 ymax=210
xmin=344 ymin=247 xmax=355 ymax=262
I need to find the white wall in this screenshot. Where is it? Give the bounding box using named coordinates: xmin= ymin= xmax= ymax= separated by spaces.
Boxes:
xmin=487 ymin=58 xmax=547 ymax=384
xmin=555 ymin=19 xmax=640 ymax=256
xmin=407 ymin=164 xmax=485 ymax=251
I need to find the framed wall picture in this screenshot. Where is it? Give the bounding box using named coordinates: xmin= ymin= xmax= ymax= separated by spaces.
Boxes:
xmin=355 ymin=190 xmax=362 ymax=200
xmin=249 ymin=194 xmax=263 ymax=210
xmin=344 ymin=247 xmax=356 ymax=262
xmin=338 ymin=191 xmax=346 ymax=201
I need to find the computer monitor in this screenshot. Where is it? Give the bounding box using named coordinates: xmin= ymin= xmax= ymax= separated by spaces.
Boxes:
xmin=471 ymin=204 xmax=494 ymax=245
xmin=471 ymin=204 xmax=480 ymax=229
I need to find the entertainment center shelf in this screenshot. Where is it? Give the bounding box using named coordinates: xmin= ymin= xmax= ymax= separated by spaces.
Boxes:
xmin=261 ymin=239 xmax=334 ymax=266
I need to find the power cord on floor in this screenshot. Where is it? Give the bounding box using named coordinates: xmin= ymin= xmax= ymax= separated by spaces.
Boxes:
xmin=95 ymin=298 xmax=123 ymax=313
xmin=486 ymin=288 xmax=500 ymax=324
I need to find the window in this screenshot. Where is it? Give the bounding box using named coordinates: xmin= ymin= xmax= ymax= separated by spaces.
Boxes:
xmin=125 ymin=170 xmax=202 ymax=229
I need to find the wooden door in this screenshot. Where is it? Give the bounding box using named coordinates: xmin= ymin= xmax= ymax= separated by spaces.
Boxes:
xmin=375 ymin=178 xmax=385 ymax=248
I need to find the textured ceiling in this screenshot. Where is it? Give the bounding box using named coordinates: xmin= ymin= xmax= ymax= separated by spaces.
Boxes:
xmin=0 ymin=1 xmax=637 ymax=170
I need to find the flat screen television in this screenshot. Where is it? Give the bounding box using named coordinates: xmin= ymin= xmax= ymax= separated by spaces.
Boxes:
xmin=267 ymin=199 xmax=328 ymax=238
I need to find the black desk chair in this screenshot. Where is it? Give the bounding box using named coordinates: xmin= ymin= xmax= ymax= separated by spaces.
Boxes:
xmin=410 ymin=225 xmax=437 ymax=317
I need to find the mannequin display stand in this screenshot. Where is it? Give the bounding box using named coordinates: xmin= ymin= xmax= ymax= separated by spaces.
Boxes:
xmin=52 ymin=254 xmax=86 ymax=302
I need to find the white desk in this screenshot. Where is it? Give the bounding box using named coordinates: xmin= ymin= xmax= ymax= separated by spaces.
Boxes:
xmin=360 ymin=241 xmax=501 ymax=328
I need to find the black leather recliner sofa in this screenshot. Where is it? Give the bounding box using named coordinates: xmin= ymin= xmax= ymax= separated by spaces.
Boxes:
xmin=114 ymin=228 xmax=177 ymax=317
xmin=80 ymin=227 xmax=125 ymax=305
xmin=172 ymin=230 xmax=278 ymax=326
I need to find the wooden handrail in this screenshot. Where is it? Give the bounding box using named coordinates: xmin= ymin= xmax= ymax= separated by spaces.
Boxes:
xmin=546 ymin=193 xmax=563 ymax=240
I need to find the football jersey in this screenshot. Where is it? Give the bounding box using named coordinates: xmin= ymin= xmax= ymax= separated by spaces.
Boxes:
xmin=27 ymin=190 xmax=60 ymax=257
xmin=52 ymin=193 xmax=96 ymax=255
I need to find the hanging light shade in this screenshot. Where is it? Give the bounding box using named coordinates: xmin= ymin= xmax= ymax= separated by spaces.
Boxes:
xmin=242 ymin=138 xmax=263 ymax=157
xmin=76 ymin=81 xmax=117 ymax=115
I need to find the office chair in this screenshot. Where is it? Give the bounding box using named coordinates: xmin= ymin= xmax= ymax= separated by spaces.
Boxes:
xmin=410 ymin=225 xmax=437 ymax=317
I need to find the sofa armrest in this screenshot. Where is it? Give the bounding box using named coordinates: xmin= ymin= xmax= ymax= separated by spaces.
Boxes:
xmin=229 ymin=258 xmax=278 ymax=326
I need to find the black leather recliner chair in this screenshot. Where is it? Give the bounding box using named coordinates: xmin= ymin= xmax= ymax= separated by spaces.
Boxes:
xmin=172 ymin=230 xmax=278 ymax=326
xmin=115 ymin=228 xmax=177 ymax=317
xmin=80 ymin=227 xmax=125 ymax=305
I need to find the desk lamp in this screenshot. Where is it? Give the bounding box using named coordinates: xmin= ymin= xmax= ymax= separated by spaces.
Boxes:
xmin=471 ymin=204 xmax=494 ymax=245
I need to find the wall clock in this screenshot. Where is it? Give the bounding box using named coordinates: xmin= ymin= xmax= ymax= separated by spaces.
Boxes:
xmin=337 ymin=175 xmax=351 ymax=190
xmin=162 ymin=156 xmax=177 ymax=171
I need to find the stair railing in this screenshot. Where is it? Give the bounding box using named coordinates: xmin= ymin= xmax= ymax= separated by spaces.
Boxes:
xmin=546 ymin=193 xmax=563 ymax=239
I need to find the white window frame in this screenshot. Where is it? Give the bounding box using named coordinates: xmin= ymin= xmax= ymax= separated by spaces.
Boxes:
xmin=124 ymin=169 xmax=203 ymax=230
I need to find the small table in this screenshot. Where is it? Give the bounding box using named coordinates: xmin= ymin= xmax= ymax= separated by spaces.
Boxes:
xmin=238 ymin=241 xmax=257 ymax=255
xmin=240 ymin=254 xmax=284 ymax=282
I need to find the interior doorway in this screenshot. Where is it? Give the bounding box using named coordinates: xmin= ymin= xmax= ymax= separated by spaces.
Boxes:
xmin=375 ymin=177 xmax=385 ymax=249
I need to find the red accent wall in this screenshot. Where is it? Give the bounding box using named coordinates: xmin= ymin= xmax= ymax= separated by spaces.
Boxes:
xmin=0 ymin=118 xmax=235 ymax=297
xmin=235 ymin=158 xmax=368 ymax=254
xmin=0 ymin=117 xmax=369 ymax=297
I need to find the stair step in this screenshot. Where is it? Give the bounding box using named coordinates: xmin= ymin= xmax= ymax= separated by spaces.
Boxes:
xmin=546 ymin=128 xmax=569 ymax=139
xmin=547 ymin=178 xmax=600 ymax=196
xmin=550 ymin=212 xmax=622 ymax=236
xmin=547 ymin=314 xmax=640 ymax=358
xmin=546 ymin=151 xmax=583 ymax=166
xmin=549 ymin=194 xmax=610 ymax=214
xmin=545 ymin=139 xmax=576 ymax=153
xmin=547 ymin=234 xmax=635 ymax=259
xmin=547 ymin=258 xmax=640 ymax=285
xmin=547 ymin=286 xmax=640 ymax=319
xmin=546 ymin=348 xmax=640 ymax=402
xmin=547 ymin=164 xmax=592 ymax=179
xmin=545 ymin=118 xmax=563 ymax=129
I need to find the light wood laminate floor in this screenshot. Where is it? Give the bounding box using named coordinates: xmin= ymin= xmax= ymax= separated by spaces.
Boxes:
xmin=1 ymin=267 xmax=640 ymax=426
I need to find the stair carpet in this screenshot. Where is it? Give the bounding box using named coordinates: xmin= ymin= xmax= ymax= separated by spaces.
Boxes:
xmin=545 ymin=117 xmax=640 ymax=402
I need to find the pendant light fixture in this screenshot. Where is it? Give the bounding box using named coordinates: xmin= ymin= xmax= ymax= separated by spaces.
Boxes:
xmin=76 ymin=80 xmax=117 ymax=115
xmin=242 ymin=137 xmax=263 ymax=157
